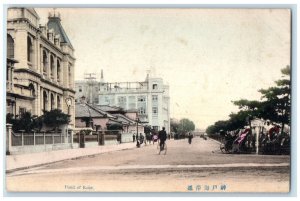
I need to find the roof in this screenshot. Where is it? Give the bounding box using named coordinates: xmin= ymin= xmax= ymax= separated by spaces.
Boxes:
xmin=106 ymin=119 xmax=122 ymax=125
xmin=113 ymin=114 xmax=136 ymax=125
xmin=47 ymin=16 xmax=74 ymax=49
xmin=75 ymin=103 xmax=113 ymax=118
xmin=97 ymin=105 xmax=124 ymax=113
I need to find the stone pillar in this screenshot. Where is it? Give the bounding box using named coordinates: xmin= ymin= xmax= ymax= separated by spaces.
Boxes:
xmin=54 ymin=56 xmax=57 ymax=83
xmin=6 ymin=124 xmax=12 ymax=155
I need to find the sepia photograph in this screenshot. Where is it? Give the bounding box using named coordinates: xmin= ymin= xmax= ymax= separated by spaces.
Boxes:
xmin=4 ymin=6 xmax=292 ymax=193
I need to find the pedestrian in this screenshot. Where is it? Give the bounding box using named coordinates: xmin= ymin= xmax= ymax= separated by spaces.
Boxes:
xmin=133 ymin=133 xmax=136 ymax=142
xmin=158 ymin=127 xmax=167 ymax=150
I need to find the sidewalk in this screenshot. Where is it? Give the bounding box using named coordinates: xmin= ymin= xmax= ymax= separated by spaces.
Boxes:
xmin=6 ymin=142 xmax=139 ymax=172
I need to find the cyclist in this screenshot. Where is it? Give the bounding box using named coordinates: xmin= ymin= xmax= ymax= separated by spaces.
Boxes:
xmin=158 ymin=127 xmax=167 ymax=150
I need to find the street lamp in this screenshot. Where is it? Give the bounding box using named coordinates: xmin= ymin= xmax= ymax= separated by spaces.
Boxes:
xmin=65 ymin=97 xmax=72 ymax=115
xmin=65 ymin=97 xmax=72 ymax=144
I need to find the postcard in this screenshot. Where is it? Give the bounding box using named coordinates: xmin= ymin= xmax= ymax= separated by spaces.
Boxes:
xmin=5 ymin=7 xmax=291 ymax=193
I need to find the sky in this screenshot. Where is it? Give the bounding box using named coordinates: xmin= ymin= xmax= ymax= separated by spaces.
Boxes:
xmin=35 ymin=8 xmax=291 ymax=129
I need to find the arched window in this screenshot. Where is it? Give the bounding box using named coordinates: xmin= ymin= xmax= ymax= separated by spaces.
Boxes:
xmin=57 ymin=60 xmax=61 ymax=81
xmin=7 ymin=34 xmax=14 ymax=58
xmin=57 ymin=96 xmax=61 ymax=109
xmin=152 ymin=84 xmax=158 ymax=90
xmin=43 ymin=50 xmax=48 ymax=74
xmin=50 ymin=93 xmax=55 ymax=110
xmin=50 ymin=55 xmax=54 ymax=77
xmin=43 ymin=91 xmax=48 ymax=112
xmin=27 ymin=36 xmax=33 ymax=62
xmin=29 ymin=83 xmax=35 ymax=97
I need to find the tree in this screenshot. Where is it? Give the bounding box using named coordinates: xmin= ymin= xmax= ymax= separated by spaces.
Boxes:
xmin=7 ymin=112 xmax=37 ymax=132
xmin=259 ymin=65 xmax=291 ymax=132
xmin=206 ymin=65 xmax=291 ymax=135
xmin=43 ymin=109 xmax=70 ymax=130
xmin=178 ymin=118 xmax=195 ymax=134
xmin=170 ymin=120 xmax=179 ymax=133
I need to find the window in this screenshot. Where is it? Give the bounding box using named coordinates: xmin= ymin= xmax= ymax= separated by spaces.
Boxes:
xmin=94 ymin=97 xmax=99 ymax=104
xmin=128 ymin=96 xmax=136 ymax=110
xmin=27 ymin=36 xmax=33 ymax=62
xmin=50 ymin=55 xmax=55 ymax=77
xmin=118 ymin=96 xmax=127 ymax=109
xmin=138 ymin=96 xmax=146 ymax=102
xmin=57 ymin=96 xmax=61 ymax=109
xmin=43 ymin=50 xmax=48 ymax=73
xmin=29 ymin=83 xmax=35 ymax=97
xmin=57 ymin=60 xmax=61 ymax=81
xmin=152 ymin=95 xmax=158 ymax=101
xmin=19 ymin=107 xmax=26 ymax=118
xmin=50 ymin=93 xmax=55 ymax=110
xmin=138 ymin=107 xmax=146 ymax=114
xmin=152 ymin=107 xmax=158 ymax=115
xmin=152 ymin=84 xmax=158 ymax=90
xmin=7 ymin=34 xmax=14 ymax=58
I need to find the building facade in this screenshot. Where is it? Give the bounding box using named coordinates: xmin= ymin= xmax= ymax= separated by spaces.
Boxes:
xmin=6 ymin=8 xmax=76 ymax=126
xmin=75 ymin=73 xmax=170 ymax=133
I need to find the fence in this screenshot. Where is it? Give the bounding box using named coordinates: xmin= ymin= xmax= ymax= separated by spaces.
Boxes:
xmin=11 ymin=131 xmax=71 ymax=146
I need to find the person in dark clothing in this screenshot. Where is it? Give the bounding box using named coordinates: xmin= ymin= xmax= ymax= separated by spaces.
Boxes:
xmin=158 ymin=127 xmax=167 ymax=150
xmin=133 ymin=134 xmax=136 ymax=142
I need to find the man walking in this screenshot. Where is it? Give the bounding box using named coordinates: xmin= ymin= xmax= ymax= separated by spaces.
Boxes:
xmin=158 ymin=127 xmax=167 ymax=150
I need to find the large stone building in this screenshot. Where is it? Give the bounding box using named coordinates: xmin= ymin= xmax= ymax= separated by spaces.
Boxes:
xmin=75 ymin=73 xmax=170 ymax=133
xmin=6 ymin=8 xmax=76 ymax=126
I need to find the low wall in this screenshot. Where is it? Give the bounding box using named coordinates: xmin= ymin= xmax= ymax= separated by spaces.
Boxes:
xmin=9 ymin=143 xmax=73 ymax=155
xmin=121 ymin=133 xmax=133 ymax=143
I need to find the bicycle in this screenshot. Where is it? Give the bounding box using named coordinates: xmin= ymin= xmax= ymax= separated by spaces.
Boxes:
xmin=157 ymin=141 xmax=167 ymax=155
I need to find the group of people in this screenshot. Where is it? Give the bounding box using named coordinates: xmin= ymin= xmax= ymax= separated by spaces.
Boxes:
xmin=133 ymin=127 xmax=168 ymax=149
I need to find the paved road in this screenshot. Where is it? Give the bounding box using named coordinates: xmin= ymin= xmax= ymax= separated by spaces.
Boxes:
xmin=6 ymin=137 xmax=290 ymax=193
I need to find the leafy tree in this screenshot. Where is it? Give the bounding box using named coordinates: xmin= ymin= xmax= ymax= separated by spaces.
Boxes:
xmin=206 ymin=65 xmax=291 ymax=135
xmin=259 ymin=65 xmax=291 ymax=131
xmin=178 ymin=118 xmax=195 ymax=134
xmin=43 ymin=109 xmax=70 ymax=130
xmin=170 ymin=120 xmax=179 ymax=133
xmin=7 ymin=112 xmax=35 ymax=132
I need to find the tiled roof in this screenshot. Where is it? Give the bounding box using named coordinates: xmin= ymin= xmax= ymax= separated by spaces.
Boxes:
xmin=113 ymin=114 xmax=136 ymax=125
xmin=75 ymin=103 xmax=113 ymax=118
xmin=97 ymin=105 xmax=124 ymax=112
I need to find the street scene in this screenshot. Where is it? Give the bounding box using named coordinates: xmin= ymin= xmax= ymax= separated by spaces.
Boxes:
xmin=6 ymin=137 xmax=290 ymax=192
xmin=5 ymin=7 xmax=291 ymax=193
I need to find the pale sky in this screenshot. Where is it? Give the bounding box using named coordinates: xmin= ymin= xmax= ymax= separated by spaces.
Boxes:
xmin=35 ymin=8 xmax=291 ymax=129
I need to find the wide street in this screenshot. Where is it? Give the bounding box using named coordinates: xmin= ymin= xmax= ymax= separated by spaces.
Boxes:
xmin=6 ymin=137 xmax=290 ymax=193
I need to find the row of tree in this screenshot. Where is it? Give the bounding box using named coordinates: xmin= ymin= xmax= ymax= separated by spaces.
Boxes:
xmin=6 ymin=109 xmax=70 ymax=132
xmin=206 ymin=65 xmax=291 ymax=135
xmin=170 ymin=118 xmax=195 ymax=134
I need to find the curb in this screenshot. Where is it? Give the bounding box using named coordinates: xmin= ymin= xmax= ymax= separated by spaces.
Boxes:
xmin=6 ymin=143 xmax=142 ymax=173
